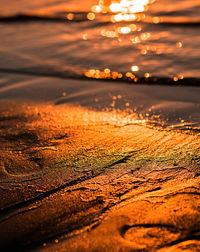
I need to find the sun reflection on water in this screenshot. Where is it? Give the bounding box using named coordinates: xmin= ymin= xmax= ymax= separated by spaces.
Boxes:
xmin=83 ymin=0 xmax=156 ymax=79
xmin=91 ymin=0 xmax=154 ymax=14
xmin=91 ymin=0 xmax=155 ymax=22
xmin=77 ymin=0 xmax=188 ymax=82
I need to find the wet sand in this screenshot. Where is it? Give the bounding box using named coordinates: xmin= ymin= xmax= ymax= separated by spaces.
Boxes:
xmin=0 ymin=75 xmax=200 ymax=251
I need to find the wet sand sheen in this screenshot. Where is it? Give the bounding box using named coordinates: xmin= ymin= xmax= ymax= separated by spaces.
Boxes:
xmin=0 ymin=96 xmax=199 ymax=250
xmin=0 ymin=0 xmax=200 ymax=250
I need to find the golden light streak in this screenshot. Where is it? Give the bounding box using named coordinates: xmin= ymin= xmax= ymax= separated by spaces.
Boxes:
xmin=131 ymin=65 xmax=139 ymax=71
xmin=104 ymin=68 xmax=111 ymax=74
xmin=111 ymin=13 xmax=137 ymax=22
xmin=178 ymin=74 xmax=184 ymax=80
xmin=144 ymin=72 xmax=151 ymax=78
xmin=84 ymin=69 xmax=132 ymax=81
xmin=176 ymin=42 xmax=183 ymax=48
xmin=173 ymin=77 xmax=178 ymax=82
xmin=84 ymin=69 xmax=187 ymax=87
xmin=91 ymin=5 xmax=102 ymax=13
xmin=117 ymin=26 xmax=132 ymax=34
xmin=87 ymin=12 xmax=96 ymax=20
xmin=92 ymin=0 xmax=151 ymax=14
xmin=153 ymin=16 xmax=160 ymax=24
xmin=101 ymin=29 xmax=118 ymax=38
xmin=91 ymin=0 xmax=153 ymax=23
xmin=66 ymin=13 xmax=74 ymax=20
xmin=82 ymin=34 xmax=88 ymax=40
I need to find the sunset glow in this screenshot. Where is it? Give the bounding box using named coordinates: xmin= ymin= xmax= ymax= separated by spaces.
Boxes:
xmin=1 ymin=0 xmax=200 ymax=251
xmin=92 ymin=0 xmax=152 ymax=14
xmin=91 ymin=0 xmax=154 ymax=22
xmin=109 ymin=0 xmax=150 ymax=13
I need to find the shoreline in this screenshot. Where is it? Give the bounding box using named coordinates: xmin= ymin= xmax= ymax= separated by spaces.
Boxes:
xmin=0 ymin=0 xmax=200 ymax=249
xmin=0 ymin=68 xmax=200 ymax=87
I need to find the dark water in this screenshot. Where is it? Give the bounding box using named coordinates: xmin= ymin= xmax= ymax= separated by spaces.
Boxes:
xmin=0 ymin=0 xmax=199 ymax=131
xmin=0 ymin=0 xmax=200 ymax=79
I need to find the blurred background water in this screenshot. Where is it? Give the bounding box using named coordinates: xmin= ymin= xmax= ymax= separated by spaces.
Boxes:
xmin=0 ymin=0 xmax=199 ymax=130
xmin=0 ymin=0 xmax=200 ymax=78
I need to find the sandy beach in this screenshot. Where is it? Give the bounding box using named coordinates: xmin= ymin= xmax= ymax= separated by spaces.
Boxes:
xmin=0 ymin=74 xmax=199 ymax=251
xmin=1 ymin=0 xmax=200 ymax=250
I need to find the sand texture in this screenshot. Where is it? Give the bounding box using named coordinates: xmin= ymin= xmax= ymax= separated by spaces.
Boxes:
xmin=0 ymin=99 xmax=199 ymax=251
xmin=0 ymin=0 xmax=200 ymax=249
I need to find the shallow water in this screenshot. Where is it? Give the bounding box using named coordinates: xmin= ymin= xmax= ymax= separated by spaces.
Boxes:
xmin=0 ymin=0 xmax=199 ymax=130
xmin=1 ymin=0 xmax=200 ymax=77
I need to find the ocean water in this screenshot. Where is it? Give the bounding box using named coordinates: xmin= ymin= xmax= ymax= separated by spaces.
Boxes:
xmin=0 ymin=0 xmax=199 ymax=130
xmin=0 ymin=0 xmax=200 ymax=78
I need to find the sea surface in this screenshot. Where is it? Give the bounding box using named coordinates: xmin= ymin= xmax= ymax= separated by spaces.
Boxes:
xmin=0 ymin=0 xmax=199 ymax=131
